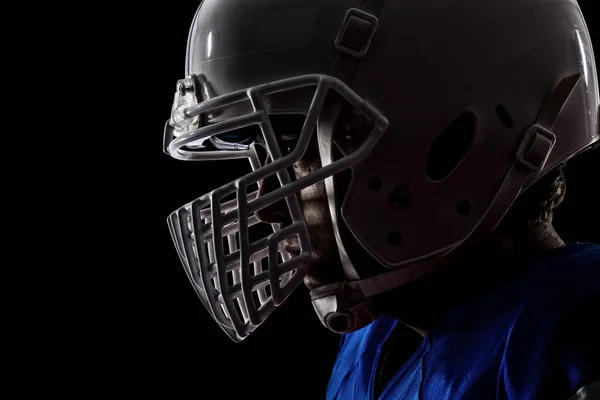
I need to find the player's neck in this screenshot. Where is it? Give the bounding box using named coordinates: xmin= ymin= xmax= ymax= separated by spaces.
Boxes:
xmin=500 ymin=221 xmax=565 ymax=259
xmin=382 ymin=222 xmax=565 ymax=338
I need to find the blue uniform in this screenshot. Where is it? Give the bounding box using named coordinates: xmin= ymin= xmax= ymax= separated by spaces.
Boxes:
xmin=327 ymin=243 xmax=600 ymax=399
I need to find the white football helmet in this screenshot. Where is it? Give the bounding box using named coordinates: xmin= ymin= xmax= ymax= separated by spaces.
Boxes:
xmin=164 ymin=0 xmax=599 ymax=342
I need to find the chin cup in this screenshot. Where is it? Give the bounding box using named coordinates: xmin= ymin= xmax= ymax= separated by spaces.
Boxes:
xmin=310 ymin=282 xmax=380 ymax=334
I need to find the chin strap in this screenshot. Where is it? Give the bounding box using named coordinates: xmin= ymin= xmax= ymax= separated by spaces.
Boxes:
xmin=311 ymin=73 xmax=583 ymax=334
xmin=310 ymin=256 xmax=449 ymax=333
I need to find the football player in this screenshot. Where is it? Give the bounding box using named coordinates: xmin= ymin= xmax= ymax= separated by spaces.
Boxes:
xmin=164 ymin=0 xmax=599 ymax=398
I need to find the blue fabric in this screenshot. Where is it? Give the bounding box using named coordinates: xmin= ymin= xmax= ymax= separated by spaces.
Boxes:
xmin=327 ymin=243 xmax=600 ymax=399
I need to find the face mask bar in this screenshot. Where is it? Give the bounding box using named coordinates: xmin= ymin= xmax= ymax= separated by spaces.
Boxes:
xmin=164 ymin=74 xmax=389 ymax=342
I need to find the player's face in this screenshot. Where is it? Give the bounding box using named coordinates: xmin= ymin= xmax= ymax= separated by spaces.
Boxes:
xmin=255 ymin=138 xmax=345 ymax=290
xmin=255 ymin=130 xmax=388 ymax=291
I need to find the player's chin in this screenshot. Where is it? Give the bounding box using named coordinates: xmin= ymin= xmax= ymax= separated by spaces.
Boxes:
xmin=302 ymin=253 xmax=345 ymax=291
xmin=303 ymin=273 xmax=324 ymax=291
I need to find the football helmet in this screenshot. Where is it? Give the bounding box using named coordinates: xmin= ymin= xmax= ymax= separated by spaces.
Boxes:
xmin=164 ymin=0 xmax=599 ymax=342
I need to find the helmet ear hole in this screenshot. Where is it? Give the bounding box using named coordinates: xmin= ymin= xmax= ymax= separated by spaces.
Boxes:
xmin=426 ymin=111 xmax=477 ymax=182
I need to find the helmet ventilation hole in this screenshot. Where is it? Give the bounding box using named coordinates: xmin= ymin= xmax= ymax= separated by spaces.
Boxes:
xmin=426 ymin=111 xmax=476 ymax=182
xmin=456 ymin=200 xmax=472 ymax=215
xmin=367 ymin=177 xmax=383 ymax=191
xmin=495 ymin=104 xmax=514 ymax=128
xmin=387 ymin=232 xmax=402 ymax=246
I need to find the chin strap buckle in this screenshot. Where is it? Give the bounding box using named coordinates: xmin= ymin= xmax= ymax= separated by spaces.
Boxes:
xmin=334 ymin=8 xmax=379 ymax=58
xmin=516 ymin=124 xmax=556 ymax=172
xmin=310 ymin=282 xmax=379 ymax=334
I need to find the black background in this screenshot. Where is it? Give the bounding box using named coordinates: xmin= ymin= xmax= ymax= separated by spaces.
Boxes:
xmin=49 ymin=1 xmax=599 ymax=398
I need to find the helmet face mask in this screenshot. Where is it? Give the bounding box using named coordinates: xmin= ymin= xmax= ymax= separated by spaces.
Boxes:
xmin=165 ymin=74 xmax=388 ymax=341
xmin=165 ymin=0 xmax=599 ymax=341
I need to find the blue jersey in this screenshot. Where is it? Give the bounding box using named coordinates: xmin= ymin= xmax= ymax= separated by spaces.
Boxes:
xmin=327 ymin=243 xmax=600 ymax=399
